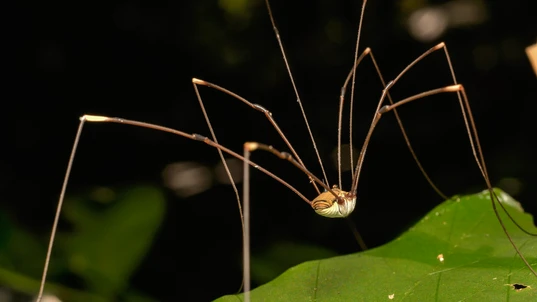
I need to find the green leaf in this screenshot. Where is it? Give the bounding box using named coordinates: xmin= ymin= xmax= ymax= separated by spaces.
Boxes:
xmin=61 ymin=186 xmax=165 ymax=297
xmin=0 ymin=266 xmax=110 ymax=302
xmin=251 ymin=242 xmax=339 ymax=285
xmin=0 ymin=186 xmax=163 ymax=301
xmin=216 ymin=189 xmax=537 ymax=301
xmin=0 ymin=212 xmax=48 ymax=278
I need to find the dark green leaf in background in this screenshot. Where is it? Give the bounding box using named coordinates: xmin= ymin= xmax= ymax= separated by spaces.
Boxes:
xmin=0 ymin=185 xmax=165 ymax=301
xmin=61 ymin=186 xmax=165 ymax=297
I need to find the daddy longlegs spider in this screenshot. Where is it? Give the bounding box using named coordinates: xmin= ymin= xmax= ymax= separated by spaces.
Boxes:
xmin=33 ymin=0 xmax=537 ymax=301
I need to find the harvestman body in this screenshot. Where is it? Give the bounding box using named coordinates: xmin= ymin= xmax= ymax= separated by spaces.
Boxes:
xmin=36 ymin=0 xmax=537 ymax=301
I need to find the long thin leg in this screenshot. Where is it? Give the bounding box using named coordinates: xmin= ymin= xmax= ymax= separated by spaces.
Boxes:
xmin=193 ymin=78 xmax=322 ymax=195
xmin=359 ymin=42 xmax=537 ymax=237
xmin=36 ymin=120 xmax=85 ymax=302
xmin=264 ymin=0 xmax=329 ymax=188
xmin=337 ymin=49 xmax=370 ymax=189
xmin=244 ymin=142 xmax=342 ymax=200
xmin=351 ymin=85 xmax=457 ymax=194
xmin=347 ymin=0 xmax=368 ymax=187
xmin=350 ymin=83 xmax=537 ymax=278
xmin=337 ymin=47 xmax=448 ymax=199
xmin=192 ymin=76 xmax=328 ymax=295
xmin=383 ymin=86 xmax=537 ymax=278
xmin=37 ymin=115 xmax=330 ymax=301
xmin=443 ymin=45 xmax=537 ymax=238
xmin=192 ymin=80 xmax=245 ymax=271
xmin=345 ymin=218 xmax=368 ymax=251
xmin=242 ymin=144 xmax=251 ymax=302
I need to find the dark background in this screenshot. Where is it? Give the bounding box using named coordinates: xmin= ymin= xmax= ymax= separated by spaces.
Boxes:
xmin=4 ymin=0 xmax=537 ymax=301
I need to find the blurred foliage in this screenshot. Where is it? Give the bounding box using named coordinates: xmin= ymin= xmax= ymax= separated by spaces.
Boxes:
xmin=0 ymin=186 xmax=165 ymax=301
xmin=218 ymin=189 xmax=537 ymax=301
